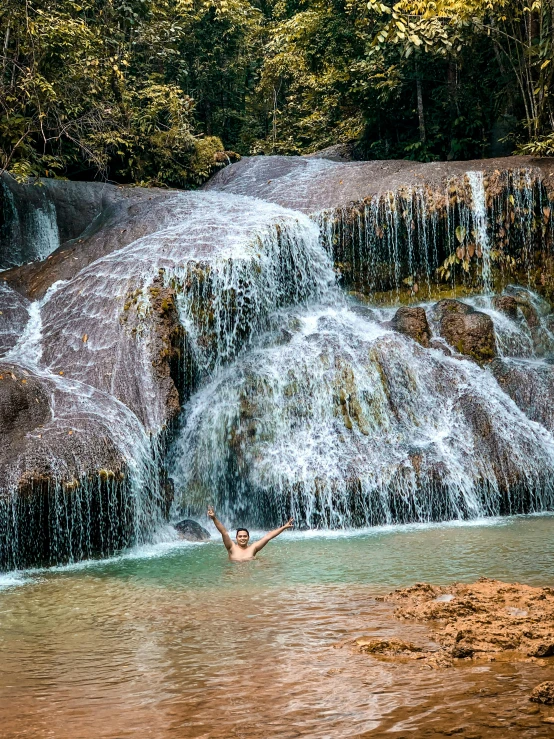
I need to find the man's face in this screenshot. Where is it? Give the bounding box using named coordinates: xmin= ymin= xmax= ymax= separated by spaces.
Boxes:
xmin=236 ymin=531 xmax=249 ymax=548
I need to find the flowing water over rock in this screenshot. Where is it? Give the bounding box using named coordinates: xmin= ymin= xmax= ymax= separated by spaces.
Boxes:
xmin=170 ymin=297 xmax=554 ymax=527
xmin=0 ymin=189 xmax=331 ymax=568
xmin=3 ymin=156 xmax=554 ymax=567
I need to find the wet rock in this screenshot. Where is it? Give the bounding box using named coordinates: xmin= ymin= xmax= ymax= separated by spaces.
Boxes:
xmin=530 ymin=682 xmax=554 ymax=705
xmin=490 ymin=359 xmax=554 ymax=430
xmin=3 ymin=184 xmax=175 ymax=299
xmin=0 ymin=284 xmax=30 ymax=356
xmin=0 ymin=362 xmax=135 ymax=569
xmin=372 ymin=579 xmax=554 ymax=669
xmin=306 ymin=143 xmax=357 ymax=162
xmin=390 ymin=307 xmax=431 ymax=347
xmin=528 ymin=643 xmax=554 ymax=658
xmin=504 ymin=286 xmax=541 ymax=328
xmin=354 ymin=637 xmax=422 ymax=656
xmin=431 ymin=299 xmax=473 ymax=321
xmin=492 ymin=295 xmax=519 ymax=320
xmin=0 ymin=364 xmax=51 ymax=444
xmin=429 ymin=339 xmax=453 ymax=356
xmin=433 ymin=299 xmax=496 ymax=362
xmin=174 ymin=519 xmax=211 ymax=541
xmin=451 ymin=643 xmax=475 ymax=659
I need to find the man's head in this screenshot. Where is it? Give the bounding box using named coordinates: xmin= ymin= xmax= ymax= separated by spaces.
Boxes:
xmin=236 ymin=528 xmax=250 ymax=548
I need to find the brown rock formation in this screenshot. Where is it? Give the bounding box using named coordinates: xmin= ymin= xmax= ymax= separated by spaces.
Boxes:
xmin=390 ymin=307 xmax=431 ymax=346
xmin=531 ymin=682 xmax=554 ymax=705
xmin=492 ymin=294 xmax=519 ymax=320
xmin=432 ymin=299 xmax=496 ymax=361
xmin=351 ymin=579 xmax=554 ymax=669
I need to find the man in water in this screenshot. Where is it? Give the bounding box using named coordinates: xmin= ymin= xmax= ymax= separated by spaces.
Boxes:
xmin=207 ymin=506 xmax=293 ymax=561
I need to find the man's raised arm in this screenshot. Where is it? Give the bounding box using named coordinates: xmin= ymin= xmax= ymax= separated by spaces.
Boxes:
xmin=253 ymin=518 xmax=294 ymax=553
xmin=207 ymin=506 xmax=233 ymax=551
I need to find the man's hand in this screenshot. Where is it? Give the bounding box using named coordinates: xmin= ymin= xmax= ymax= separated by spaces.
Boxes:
xmin=283 ymin=517 xmax=294 ymax=529
xmin=207 ymin=505 xmax=216 ymax=520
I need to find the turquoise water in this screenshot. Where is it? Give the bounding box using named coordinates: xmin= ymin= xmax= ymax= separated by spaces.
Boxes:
xmin=13 ymin=513 xmax=554 ymax=592
xmin=2 ymin=515 xmax=554 ymax=739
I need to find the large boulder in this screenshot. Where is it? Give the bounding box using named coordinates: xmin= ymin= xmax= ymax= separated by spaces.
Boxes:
xmin=174 ymin=519 xmax=210 ymax=541
xmin=432 ymin=299 xmax=496 ymax=362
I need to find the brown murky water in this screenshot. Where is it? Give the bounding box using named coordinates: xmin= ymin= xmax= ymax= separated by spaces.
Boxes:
xmin=1 ymin=516 xmax=554 ymax=738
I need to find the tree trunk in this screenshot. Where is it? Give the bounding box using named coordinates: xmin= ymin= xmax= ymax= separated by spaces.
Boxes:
xmin=416 ymin=61 xmax=426 ymax=144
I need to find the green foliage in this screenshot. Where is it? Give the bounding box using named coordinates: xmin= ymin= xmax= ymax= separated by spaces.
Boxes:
xmin=1 ymin=0 xmax=553 ymax=184
xmin=0 ymin=0 xmax=231 ymax=185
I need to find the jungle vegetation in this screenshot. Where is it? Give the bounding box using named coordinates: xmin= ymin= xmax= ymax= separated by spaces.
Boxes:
xmin=1 ymin=0 xmax=553 ymax=186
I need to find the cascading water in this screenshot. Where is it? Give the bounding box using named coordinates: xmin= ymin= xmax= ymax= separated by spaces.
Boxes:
xmin=0 ymin=179 xmax=60 ymax=267
xmin=0 ymin=191 xmax=332 ymax=568
xmin=467 ymin=171 xmax=492 ymax=293
xmin=170 ymin=294 xmax=554 ymax=528
xmin=4 ymin=158 xmax=554 ymax=567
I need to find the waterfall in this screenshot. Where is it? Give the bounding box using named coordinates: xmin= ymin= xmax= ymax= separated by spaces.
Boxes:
xmin=3 ymin=159 xmax=554 ymax=566
xmin=0 ymin=179 xmax=60 ymax=268
xmin=0 ymin=191 xmax=334 ymax=568
xmin=467 ymin=171 xmax=492 ymax=293
xmin=170 ymin=297 xmax=554 ymax=528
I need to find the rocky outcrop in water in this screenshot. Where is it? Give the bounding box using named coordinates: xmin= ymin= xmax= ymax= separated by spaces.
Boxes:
xmin=531 ymin=682 xmax=554 ymax=705
xmin=350 ymin=579 xmax=554 ymax=669
xmin=174 ymin=519 xmax=210 ymax=541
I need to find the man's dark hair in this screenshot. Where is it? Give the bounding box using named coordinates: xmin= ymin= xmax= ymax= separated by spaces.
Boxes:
xmin=236 ymin=528 xmax=249 ymax=537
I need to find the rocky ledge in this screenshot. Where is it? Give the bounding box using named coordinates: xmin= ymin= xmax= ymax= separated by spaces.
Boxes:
xmin=350 ymin=579 xmax=554 ymax=671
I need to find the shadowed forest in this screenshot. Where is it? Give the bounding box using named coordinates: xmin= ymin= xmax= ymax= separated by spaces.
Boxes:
xmin=1 ymin=0 xmax=554 ymax=187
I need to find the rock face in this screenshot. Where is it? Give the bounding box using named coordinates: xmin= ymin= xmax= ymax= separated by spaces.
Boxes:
xmin=206 ymin=155 xmax=554 ymax=304
xmin=0 ymin=283 xmax=30 ymax=354
xmin=0 ymin=183 xmax=331 ymax=568
xmin=4 ymin=155 xmax=554 ymax=567
xmin=0 ymin=173 xmax=159 ymax=270
xmin=349 ymin=579 xmax=554 ymax=669
xmin=432 ymin=299 xmax=496 ymax=361
xmin=174 ymin=519 xmax=210 ymax=541
xmin=390 ymin=307 xmax=431 ymax=346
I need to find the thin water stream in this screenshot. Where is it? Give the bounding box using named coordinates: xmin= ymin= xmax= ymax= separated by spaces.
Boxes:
xmin=1 ymin=515 xmax=554 ymax=738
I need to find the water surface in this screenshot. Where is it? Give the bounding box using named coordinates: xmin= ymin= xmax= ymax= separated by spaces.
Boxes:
xmin=2 ymin=515 xmax=554 ymax=738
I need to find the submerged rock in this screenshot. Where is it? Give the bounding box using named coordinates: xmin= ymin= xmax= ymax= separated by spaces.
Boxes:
xmin=530 ymin=682 xmax=554 ymax=705
xmin=174 ymin=519 xmax=210 ymax=541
